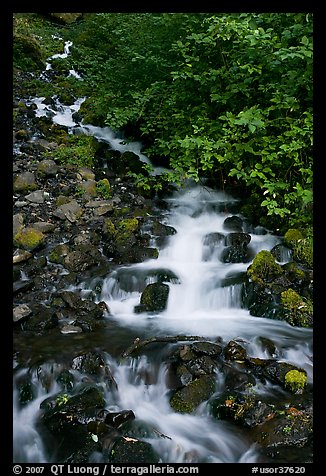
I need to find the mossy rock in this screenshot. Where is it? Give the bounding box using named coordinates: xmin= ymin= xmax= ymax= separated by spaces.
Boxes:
xmin=103 ymin=218 xmax=117 ymax=238
xmin=284 ymin=229 xmax=304 ymax=247
xmin=13 ymin=33 xmax=45 ymax=71
xmin=48 ymin=244 xmax=70 ymax=264
xmin=280 ymin=288 xmax=313 ymax=327
xmin=247 ymin=250 xmax=283 ymax=284
xmin=138 ymin=282 xmax=169 ymax=312
xmin=284 ymin=228 xmax=313 ymax=269
xmin=14 ymin=227 xmax=45 ymax=251
xmin=170 ymin=375 xmax=216 ymax=413
xmin=78 ymin=180 xmax=98 ymax=197
xmin=284 ymin=369 xmax=307 ymax=394
xmin=13 ymin=171 xmax=37 ymax=192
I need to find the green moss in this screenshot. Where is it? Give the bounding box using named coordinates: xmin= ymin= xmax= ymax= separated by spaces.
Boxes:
xmin=281 ymin=288 xmax=313 ymax=327
xmin=14 ymin=227 xmax=45 ymax=251
xmin=284 ymin=229 xmax=304 ymax=247
xmin=48 ymin=244 xmax=70 ymax=264
xmin=170 ymin=375 xmax=216 ymax=413
xmin=103 ymin=219 xmax=117 ymax=238
xmin=284 ymin=369 xmax=307 ymax=394
xmin=282 ymin=261 xmax=306 ymax=280
xmin=283 ymin=228 xmax=313 ymax=268
xmin=114 ymin=218 xmax=140 ymax=246
xmin=247 ymin=250 xmax=283 ymax=284
xmin=96 ymin=179 xmax=111 ymax=199
xmin=117 ymin=218 xmax=139 ymax=234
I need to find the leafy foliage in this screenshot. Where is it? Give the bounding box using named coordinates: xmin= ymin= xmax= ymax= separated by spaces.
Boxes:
xmin=71 ymin=13 xmax=312 ymax=229
xmin=13 ymin=12 xmax=313 ymax=229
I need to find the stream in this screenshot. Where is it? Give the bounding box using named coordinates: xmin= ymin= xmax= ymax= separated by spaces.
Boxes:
xmin=13 ymin=39 xmax=313 ymax=465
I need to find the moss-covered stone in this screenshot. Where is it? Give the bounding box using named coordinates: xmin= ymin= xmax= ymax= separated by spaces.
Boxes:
xmin=170 ymin=374 xmax=216 ymax=413
xmin=13 ymin=33 xmax=45 ymax=71
xmin=13 ymin=171 xmax=37 ymax=192
xmin=138 ymin=282 xmax=169 ymax=312
xmin=37 ymin=159 xmax=58 ymax=177
xmin=115 ymin=218 xmax=139 ymax=246
xmin=78 ymin=180 xmax=98 ymax=197
xmin=103 ymin=218 xmax=117 ymax=238
xmin=280 ymin=288 xmax=313 ymax=327
xmin=284 ymin=228 xmax=313 ymax=268
xmin=284 ymin=370 xmax=307 ymax=394
xmin=96 ymin=178 xmax=111 ymax=199
xmin=49 ymin=244 xmax=70 ymax=264
xmin=13 ymin=227 xmax=45 ymax=251
xmin=284 ymin=229 xmax=304 ymax=247
xmin=247 ymin=250 xmax=283 ymax=284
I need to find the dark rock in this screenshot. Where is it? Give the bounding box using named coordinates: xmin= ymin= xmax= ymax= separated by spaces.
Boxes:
xmin=108 ymin=437 xmax=160 ymax=463
xmin=223 ymin=340 xmax=247 ymax=362
xmin=170 ymin=374 xmax=216 ymax=413
xmin=21 ymin=303 xmax=58 ymax=332
xmin=220 ymin=245 xmax=252 ymax=263
xmin=225 ymin=232 xmax=251 ymax=247
xmin=104 ymin=410 xmax=135 ymax=428
xmin=137 ymin=282 xmax=169 ymax=312
xmin=223 ymin=216 xmax=243 ymax=232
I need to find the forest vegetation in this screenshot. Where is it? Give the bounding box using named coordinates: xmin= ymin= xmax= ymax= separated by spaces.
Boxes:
xmin=13 ymin=12 xmax=313 ymax=233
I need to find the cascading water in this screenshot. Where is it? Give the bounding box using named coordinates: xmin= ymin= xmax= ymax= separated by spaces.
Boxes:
xmin=14 ymin=38 xmax=313 ymax=464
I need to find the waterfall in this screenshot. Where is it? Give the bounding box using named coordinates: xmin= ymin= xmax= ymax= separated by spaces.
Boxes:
xmin=14 ymin=38 xmax=313 ymax=464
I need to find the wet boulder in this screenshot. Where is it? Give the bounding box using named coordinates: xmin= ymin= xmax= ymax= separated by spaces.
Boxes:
xmin=71 ymin=351 xmax=108 ymax=377
xmin=107 ymin=436 xmax=160 ymax=463
xmin=56 ymin=370 xmax=75 ymax=392
xmin=63 ymin=244 xmax=103 ymax=273
xmin=20 ymin=303 xmax=58 ymax=332
xmin=224 ymin=368 xmax=256 ymax=391
xmin=225 ymin=232 xmax=251 ymax=247
xmin=280 ymin=288 xmax=313 ymax=327
xmin=223 ymin=215 xmax=243 ymax=232
xmin=259 ymin=361 xmax=308 ymax=393
xmin=210 ymin=391 xmax=275 ymax=428
xmin=220 ymin=245 xmax=252 ymax=263
xmin=223 ymin=340 xmax=247 ymax=362
xmin=202 ymin=232 xmax=225 ymax=260
xmin=135 ymin=282 xmax=169 ymax=313
xmin=40 ymin=384 xmax=105 ymax=462
xmin=170 ymin=374 xmax=216 ymax=413
xmin=150 ymin=220 xmax=177 ymax=247
xmin=118 ymin=246 xmax=159 ymax=264
xmin=249 ymin=402 xmax=313 ymax=454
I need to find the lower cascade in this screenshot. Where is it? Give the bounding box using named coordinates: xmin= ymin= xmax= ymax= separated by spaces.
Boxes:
xmin=13 ymin=181 xmax=313 ymax=464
